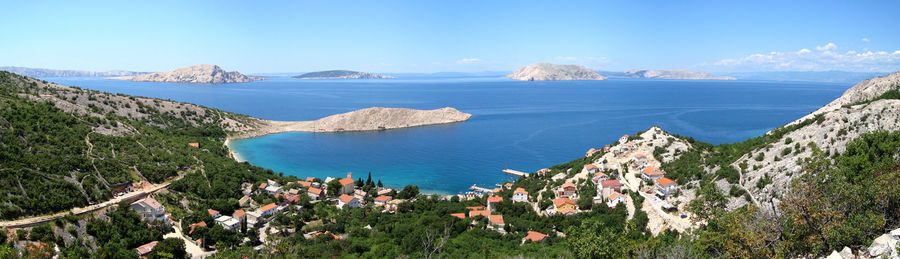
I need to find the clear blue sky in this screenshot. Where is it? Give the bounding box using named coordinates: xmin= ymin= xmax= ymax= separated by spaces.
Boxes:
xmin=2 ymin=0 xmax=898 ymax=73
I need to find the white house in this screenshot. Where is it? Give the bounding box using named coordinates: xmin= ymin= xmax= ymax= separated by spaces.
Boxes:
xmin=307 ymin=187 xmax=324 ymax=200
xmin=338 ymin=194 xmax=362 ymax=209
xmin=130 ymin=197 xmax=167 ymax=223
xmin=591 ymin=172 xmax=609 ymax=185
xmin=512 ymin=188 xmax=529 ymax=203
xmin=215 ymin=215 xmax=241 ymax=231
xmin=641 ymin=166 xmax=665 ymax=181
xmin=260 ymin=203 xmax=278 ymax=217
xmin=374 ymin=195 xmax=392 ymax=207
xmin=607 ymin=192 xmax=626 ymax=208
xmin=655 ymin=177 xmax=678 ymax=197
xmin=584 ymin=164 xmax=600 ymax=174
xmin=265 ymin=185 xmax=283 ymax=195
xmin=619 ymin=134 xmax=629 ymax=144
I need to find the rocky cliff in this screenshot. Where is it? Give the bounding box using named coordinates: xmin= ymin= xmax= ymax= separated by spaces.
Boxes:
xmin=0 ymin=66 xmax=144 ymax=77
xmin=109 ymin=64 xmax=262 ymax=84
xmin=292 ymin=70 xmax=395 ymax=79
xmin=231 ymin=107 xmax=472 ymax=139
xmin=599 ymin=69 xmax=735 ymax=80
xmin=506 ymin=63 xmax=606 ymax=81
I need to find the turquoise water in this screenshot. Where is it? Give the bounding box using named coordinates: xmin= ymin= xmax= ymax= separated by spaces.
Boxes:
xmin=43 ymin=76 xmax=849 ymax=194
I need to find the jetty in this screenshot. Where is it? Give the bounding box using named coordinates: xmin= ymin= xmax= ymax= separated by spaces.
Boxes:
xmin=469 ymin=184 xmax=493 ymax=193
xmin=502 ymin=169 xmax=530 ymax=177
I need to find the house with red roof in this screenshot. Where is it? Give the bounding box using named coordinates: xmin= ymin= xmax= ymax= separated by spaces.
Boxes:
xmin=487 ymin=195 xmax=504 ymax=211
xmin=130 ymin=197 xmax=167 ymax=223
xmin=450 ymin=213 xmax=466 ymax=219
xmin=591 ymin=171 xmax=609 ymax=185
xmin=641 ymin=166 xmax=665 ymax=181
xmin=339 ymin=172 xmax=356 ymax=194
xmin=489 ymin=214 xmax=504 ymax=227
xmin=512 ymin=188 xmax=529 ymax=203
xmin=208 ymin=208 xmax=220 ymax=218
xmin=600 ymin=179 xmax=624 ymax=197
xmin=374 ymin=195 xmax=392 ymax=207
xmin=634 ymin=153 xmax=648 ymax=165
xmin=188 ymin=221 xmax=207 ymax=235
xmin=297 ymin=180 xmax=311 ymax=188
xmin=284 ymin=193 xmax=300 ymax=204
xmin=307 ymin=187 xmax=324 ymax=200
xmin=523 ymin=231 xmax=548 ymax=243
xmin=560 ymin=182 xmax=577 ymax=198
xmin=135 ymin=241 xmax=158 ymax=257
xmin=338 ymin=194 xmax=362 ymax=209
xmin=553 ymin=197 xmax=577 ymax=215
xmin=260 ymin=203 xmax=278 ymax=217
xmin=607 ymin=192 xmax=626 ymax=208
xmin=469 ymin=209 xmax=490 ymax=218
xmin=655 ymin=177 xmax=679 ymax=197
xmin=504 ymin=182 xmax=513 ymax=189
xmin=619 ymin=134 xmax=630 ymax=144
xmin=584 ymin=164 xmax=600 ymax=174
xmin=233 ymin=209 xmax=246 ymax=221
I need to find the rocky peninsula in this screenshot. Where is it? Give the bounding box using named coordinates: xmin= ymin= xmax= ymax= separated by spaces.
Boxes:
xmin=109 ymin=64 xmax=262 ymax=84
xmin=292 ymin=70 xmax=395 ymax=79
xmin=506 ymin=63 xmax=607 ymax=81
xmin=599 ymin=69 xmax=736 ymax=80
xmin=230 ymin=107 xmax=472 ymax=139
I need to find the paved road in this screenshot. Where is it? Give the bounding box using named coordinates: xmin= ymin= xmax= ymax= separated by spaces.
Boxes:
xmin=0 ymin=181 xmax=171 ymax=228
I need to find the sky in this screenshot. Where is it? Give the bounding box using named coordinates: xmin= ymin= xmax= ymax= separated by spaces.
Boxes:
xmin=1 ymin=0 xmax=899 ymax=73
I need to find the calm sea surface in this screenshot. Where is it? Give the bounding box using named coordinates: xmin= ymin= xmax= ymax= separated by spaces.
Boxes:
xmin=42 ymin=76 xmax=849 ymax=194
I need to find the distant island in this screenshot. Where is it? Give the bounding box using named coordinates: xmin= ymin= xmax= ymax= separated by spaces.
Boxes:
xmin=109 ymin=64 xmax=263 ymax=84
xmin=292 ymin=70 xmax=395 ymax=79
xmin=231 ymin=107 xmax=472 ymax=139
xmin=506 ymin=63 xmax=607 ymax=81
xmin=0 ymin=66 xmax=145 ymax=77
xmin=598 ymin=69 xmax=735 ymax=80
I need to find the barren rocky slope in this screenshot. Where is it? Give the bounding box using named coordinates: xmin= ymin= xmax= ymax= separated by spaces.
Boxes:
xmin=722 ymin=71 xmax=900 ymax=211
xmin=599 ymin=69 xmax=735 ymax=80
xmin=507 ymin=63 xmax=606 ymax=81
xmin=292 ymin=70 xmax=395 ymax=79
xmin=231 ymin=107 xmax=472 ymax=139
xmin=109 ymin=64 xmax=262 ymax=84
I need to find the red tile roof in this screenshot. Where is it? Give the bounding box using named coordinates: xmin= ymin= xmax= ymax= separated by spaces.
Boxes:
xmin=609 ymin=192 xmax=624 ymax=201
xmin=469 ymin=210 xmax=490 ymax=218
xmin=561 ymin=182 xmax=576 ymax=188
xmin=259 ymin=182 xmax=267 ymax=189
xmin=189 ymin=221 xmax=207 ymax=235
xmin=307 ymin=187 xmax=322 ymax=195
xmin=374 ymin=195 xmax=392 ymax=202
xmin=208 ymin=209 xmax=219 ymax=216
xmin=298 ymin=181 xmax=311 ymax=187
xmin=306 ymin=177 xmax=316 ymax=182
xmin=339 ymin=172 xmax=355 ymax=185
xmin=514 ymin=188 xmax=528 ymax=194
xmin=642 ymin=166 xmax=664 ymax=175
xmin=233 ymin=209 xmax=245 ymax=218
xmin=188 ymin=142 xmax=199 ymax=148
xmin=524 ymin=231 xmax=548 ymax=242
xmin=135 ymin=241 xmax=159 ymax=255
xmin=487 ymin=195 xmax=503 ymax=203
xmin=657 ymin=177 xmax=676 ymax=187
xmin=450 ymin=213 xmax=466 ymax=219
xmin=260 ymin=203 xmax=277 ymax=212
xmin=585 ymin=164 xmax=599 ymax=170
xmin=553 ymin=197 xmax=575 ymax=207
xmin=558 ymin=207 xmax=577 ymax=215
xmin=132 ymin=197 xmax=163 ymax=210
xmin=601 ymin=179 xmax=622 ymax=188
xmin=489 ymin=214 xmax=504 ymax=225
xmin=339 ymin=194 xmax=356 ymax=203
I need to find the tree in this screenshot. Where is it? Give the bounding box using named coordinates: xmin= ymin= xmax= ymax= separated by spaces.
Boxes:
xmin=149 ymin=238 xmax=187 ymax=259
xmin=397 ymin=185 xmax=419 ymax=199
xmin=688 ymin=180 xmax=726 ymax=222
xmin=327 ymin=179 xmax=342 ymax=197
xmin=357 ymin=178 xmax=365 ymax=188
xmin=377 ymin=180 xmax=383 ymax=187
xmin=366 ymin=172 xmax=373 ymax=186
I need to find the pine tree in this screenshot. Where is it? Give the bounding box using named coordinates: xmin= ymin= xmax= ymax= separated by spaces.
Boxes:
xmin=366 ymin=172 xmax=373 ymax=185
xmin=377 ymin=180 xmax=383 ymax=187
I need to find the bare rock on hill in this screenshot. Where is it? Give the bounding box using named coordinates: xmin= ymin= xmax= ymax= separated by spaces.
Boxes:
xmin=109 ymin=64 xmax=262 ymax=84
xmin=599 ymin=69 xmax=736 ymax=80
xmin=506 ymin=63 xmax=607 ymax=81
xmin=232 ymin=107 xmax=472 ymax=139
xmin=292 ymin=70 xmax=395 ymax=79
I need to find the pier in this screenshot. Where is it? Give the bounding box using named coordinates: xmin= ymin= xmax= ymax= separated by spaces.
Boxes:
xmin=469 ymin=184 xmax=493 ymax=193
xmin=502 ymin=169 xmax=530 ymax=177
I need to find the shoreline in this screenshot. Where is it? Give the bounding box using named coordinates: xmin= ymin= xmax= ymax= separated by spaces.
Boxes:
xmin=224 ymin=138 xmax=245 ymax=163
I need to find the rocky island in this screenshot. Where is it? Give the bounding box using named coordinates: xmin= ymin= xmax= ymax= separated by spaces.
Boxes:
xmin=598 ymin=69 xmax=736 ymax=80
xmin=292 ymin=70 xmax=395 ymax=79
xmin=506 ymin=63 xmax=607 ymax=81
xmin=231 ymin=107 xmax=472 ymax=139
xmin=108 ymin=64 xmax=262 ymax=84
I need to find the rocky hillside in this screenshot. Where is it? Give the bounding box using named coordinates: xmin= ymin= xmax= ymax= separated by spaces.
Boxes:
xmin=232 ymin=107 xmax=472 ymax=139
xmin=728 ymin=71 xmax=900 ymax=211
xmin=599 ymin=69 xmax=735 ymax=80
xmin=0 ymin=71 xmax=270 ymax=219
xmin=0 ymin=66 xmax=144 ymax=77
xmin=506 ymin=63 xmax=606 ymax=81
xmin=292 ymin=70 xmax=395 ymax=79
xmin=109 ymin=64 xmax=263 ymax=84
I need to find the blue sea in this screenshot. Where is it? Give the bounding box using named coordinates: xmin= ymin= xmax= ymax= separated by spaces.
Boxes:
xmin=42 ymin=76 xmax=850 ymax=194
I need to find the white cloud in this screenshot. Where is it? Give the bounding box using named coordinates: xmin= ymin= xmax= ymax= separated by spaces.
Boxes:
xmin=456 ymin=58 xmax=482 ymax=64
xmin=711 ymin=42 xmax=900 ymax=72
xmin=861 ymin=38 xmax=870 ymax=42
